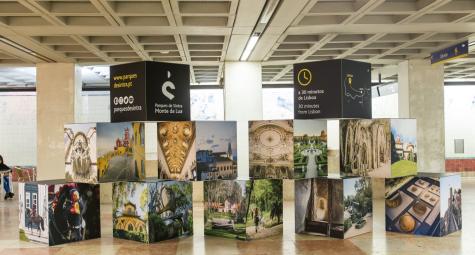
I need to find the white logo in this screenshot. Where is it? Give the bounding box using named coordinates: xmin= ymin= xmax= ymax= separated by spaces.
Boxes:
xmin=162 ymin=71 xmax=175 ymax=100
xmin=114 ymin=95 xmax=134 ymax=105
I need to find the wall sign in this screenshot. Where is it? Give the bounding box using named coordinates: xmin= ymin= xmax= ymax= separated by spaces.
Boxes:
xmin=431 ymin=41 xmax=468 ymax=65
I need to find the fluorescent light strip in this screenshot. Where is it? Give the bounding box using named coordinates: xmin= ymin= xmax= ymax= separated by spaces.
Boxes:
xmin=240 ymin=35 xmax=259 ymax=61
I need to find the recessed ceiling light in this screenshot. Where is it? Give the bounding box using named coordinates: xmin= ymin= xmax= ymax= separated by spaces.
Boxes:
xmin=160 ymin=50 xmax=170 ymax=54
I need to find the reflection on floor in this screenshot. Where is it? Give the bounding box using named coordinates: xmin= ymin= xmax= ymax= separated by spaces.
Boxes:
xmin=0 ymin=178 xmax=475 ymax=255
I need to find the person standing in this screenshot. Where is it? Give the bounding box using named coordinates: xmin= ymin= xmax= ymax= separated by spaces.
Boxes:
xmin=0 ymin=155 xmax=14 ymax=200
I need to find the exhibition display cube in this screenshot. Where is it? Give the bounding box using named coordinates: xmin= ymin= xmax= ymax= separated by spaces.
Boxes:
xmin=249 ymin=119 xmax=328 ymax=179
xmin=18 ymin=180 xmax=101 ymax=246
xmin=110 ymin=61 xmax=190 ymax=122
xmin=294 ymin=59 xmax=372 ymax=119
xmin=204 ymin=179 xmax=283 ymax=240
xmin=157 ymin=121 xmax=238 ymax=181
xmin=295 ymin=176 xmax=373 ymax=239
xmin=64 ymin=122 xmax=146 ymax=184
xmin=340 ymin=118 xmax=417 ymax=178
xmin=112 ymin=179 xmax=193 ymax=243
xmin=385 ymin=173 xmax=462 ymax=237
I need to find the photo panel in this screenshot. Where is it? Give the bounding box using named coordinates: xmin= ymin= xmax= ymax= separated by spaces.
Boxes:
xmin=97 ymin=122 xmax=146 ymax=182
xmin=204 ymin=180 xmax=248 ymax=240
xmin=246 ymin=179 xmax=283 ymax=240
xmin=340 ymin=119 xmax=390 ymax=178
xmin=157 ymin=121 xmax=197 ymax=180
xmin=343 ymin=177 xmax=373 ymax=239
xmin=64 ymin=123 xmax=97 ymax=183
xmin=249 ymin=120 xmax=294 ymax=179
xmin=148 ymin=181 xmax=193 ymax=242
xmin=390 ymin=119 xmax=417 ymax=177
xmin=18 ymin=183 xmax=49 ymax=244
xmin=440 ymin=174 xmax=462 ymax=236
xmin=196 ymin=121 xmax=238 ymax=181
xmin=49 ymin=183 xmax=101 ymax=245
xmin=113 ymin=182 xmax=149 ymax=243
xmin=294 ymin=120 xmax=328 ymax=178
xmin=385 ymin=176 xmax=441 ymax=236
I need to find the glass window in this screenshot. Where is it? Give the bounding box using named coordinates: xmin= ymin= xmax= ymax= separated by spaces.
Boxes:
xmin=26 ymin=192 xmax=30 ymax=209
xmin=262 ymin=88 xmax=294 ymax=119
xmin=190 ymin=89 xmax=224 ymax=120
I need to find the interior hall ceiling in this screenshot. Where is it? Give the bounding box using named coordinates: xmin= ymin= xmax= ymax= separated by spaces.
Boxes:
xmin=1 ymin=0 xmax=475 ymax=85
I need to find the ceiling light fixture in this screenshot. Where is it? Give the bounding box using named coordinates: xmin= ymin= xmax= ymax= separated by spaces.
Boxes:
xmin=160 ymin=50 xmax=170 ymax=54
xmin=240 ymin=34 xmax=260 ymax=61
xmin=239 ymin=0 xmax=281 ymax=61
xmin=0 ymin=36 xmax=54 ymax=62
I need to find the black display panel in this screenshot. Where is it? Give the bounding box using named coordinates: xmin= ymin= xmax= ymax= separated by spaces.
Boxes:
xmin=293 ymin=59 xmax=371 ymax=119
xmin=110 ymin=61 xmax=190 ymax=122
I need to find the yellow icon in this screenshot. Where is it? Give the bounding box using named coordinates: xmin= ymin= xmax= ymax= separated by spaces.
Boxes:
xmin=297 ymin=68 xmax=312 ymax=86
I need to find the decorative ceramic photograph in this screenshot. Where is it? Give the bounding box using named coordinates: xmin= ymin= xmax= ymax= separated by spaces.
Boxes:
xmin=440 ymin=175 xmax=462 ymax=236
xmin=249 ymin=120 xmax=294 ymax=179
xmin=113 ymin=182 xmax=149 ymax=242
xmin=340 ymin=119 xmax=390 ymax=177
xmin=343 ymin=178 xmax=373 ymax=238
xmin=18 ymin=183 xmax=49 ymax=244
xmin=245 ymin=179 xmax=283 ymax=239
xmin=196 ymin=121 xmax=237 ymax=180
xmin=49 ymin=183 xmax=101 ymax=245
xmin=64 ymin=124 xmax=97 ymax=183
xmin=204 ymin=180 xmax=248 ymax=240
xmin=148 ymin=181 xmax=193 ymax=242
xmin=97 ymin=122 xmax=145 ymax=182
xmin=157 ymin=122 xmax=197 ymax=180
xmin=294 ymin=120 xmax=328 ymax=178
xmin=390 ymin=119 xmax=417 ymax=177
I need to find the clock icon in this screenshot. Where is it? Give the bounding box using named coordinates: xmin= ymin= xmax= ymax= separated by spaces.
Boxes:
xmin=297 ymin=68 xmax=312 ymax=86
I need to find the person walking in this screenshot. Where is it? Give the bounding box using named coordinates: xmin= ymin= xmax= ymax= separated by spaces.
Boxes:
xmin=253 ymin=207 xmax=260 ymax=233
xmin=0 ymin=155 xmax=14 ymax=200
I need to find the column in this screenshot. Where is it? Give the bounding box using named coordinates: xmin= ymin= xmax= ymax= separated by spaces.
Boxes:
xmin=36 ymin=63 xmax=81 ymax=181
xmin=224 ymin=62 xmax=263 ymax=178
xmin=398 ymin=59 xmax=445 ymax=173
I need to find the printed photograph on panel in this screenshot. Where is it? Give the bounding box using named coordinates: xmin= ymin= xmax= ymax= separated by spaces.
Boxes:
xmin=157 ymin=122 xmax=197 ymax=180
xmin=196 ymin=121 xmax=237 ymax=180
xmin=249 ymin=120 xmax=293 ymax=179
xmin=64 ymin=124 xmax=97 ymax=183
xmin=340 ymin=119 xmax=390 ymax=177
xmin=113 ymin=182 xmax=149 ymax=242
xmin=294 ymin=120 xmax=328 ymax=178
xmin=97 ymin=122 xmax=145 ymax=182
xmin=204 ymin=180 xmax=248 ymax=240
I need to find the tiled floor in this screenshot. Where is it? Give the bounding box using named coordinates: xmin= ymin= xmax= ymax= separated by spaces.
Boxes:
xmin=0 ymin=178 xmax=474 ymax=255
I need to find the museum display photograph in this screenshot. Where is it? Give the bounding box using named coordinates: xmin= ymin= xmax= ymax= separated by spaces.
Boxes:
xmin=204 ymin=179 xmax=283 ymax=240
xmin=113 ymin=180 xmax=193 ymax=243
xmin=2 ymin=0 xmax=475 ymax=253
xmin=18 ymin=181 xmax=101 ymax=246
xmin=340 ymin=118 xmax=417 ymax=178
xmin=385 ymin=174 xmax=462 ymax=236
